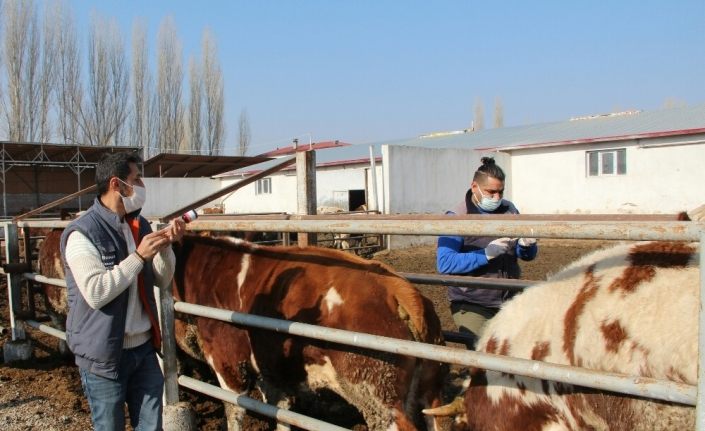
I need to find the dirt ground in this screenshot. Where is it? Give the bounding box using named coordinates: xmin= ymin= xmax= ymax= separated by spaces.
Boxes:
xmin=0 ymin=239 xmax=610 ymax=430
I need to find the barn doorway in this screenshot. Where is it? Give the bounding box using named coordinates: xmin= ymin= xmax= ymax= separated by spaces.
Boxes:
xmin=348 ymin=189 xmax=365 ymax=211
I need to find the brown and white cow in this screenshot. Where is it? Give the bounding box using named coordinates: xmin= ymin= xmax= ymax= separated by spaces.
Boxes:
xmin=173 ymin=234 xmax=447 ymax=431
xmin=37 ymin=230 xmax=448 ymax=429
xmin=425 ymin=240 xmax=698 ymax=430
xmin=36 ymin=229 xmax=70 ymax=340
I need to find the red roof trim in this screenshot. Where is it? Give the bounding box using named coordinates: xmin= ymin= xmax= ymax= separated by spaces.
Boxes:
xmin=229 ymin=156 xmax=382 ymax=177
xmin=476 ymin=127 xmax=705 ymax=151
xmin=257 ymin=140 xmax=351 ymax=157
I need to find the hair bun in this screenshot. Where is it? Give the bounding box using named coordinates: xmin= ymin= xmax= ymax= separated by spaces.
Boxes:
xmin=480 ymin=157 xmax=495 ymax=166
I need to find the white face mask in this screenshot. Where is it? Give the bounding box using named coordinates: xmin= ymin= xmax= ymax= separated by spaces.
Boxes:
xmin=475 ymin=186 xmax=502 ymax=212
xmin=117 ymin=178 xmax=146 ymax=213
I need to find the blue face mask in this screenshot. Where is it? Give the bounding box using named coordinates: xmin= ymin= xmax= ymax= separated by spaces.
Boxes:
xmin=475 ymin=187 xmax=502 ymax=212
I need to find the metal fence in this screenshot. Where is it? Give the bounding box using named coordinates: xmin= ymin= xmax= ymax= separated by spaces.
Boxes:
xmin=3 ymin=217 xmax=704 ymax=430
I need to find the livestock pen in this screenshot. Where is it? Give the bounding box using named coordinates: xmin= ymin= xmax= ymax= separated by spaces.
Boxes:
xmin=2 ymin=215 xmax=704 ymax=430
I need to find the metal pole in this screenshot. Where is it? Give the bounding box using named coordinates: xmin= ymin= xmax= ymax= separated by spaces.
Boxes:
xmin=14 ymin=185 xmax=97 ymax=221
xmin=159 ymin=273 xmax=180 ymax=406
xmin=22 ymin=226 xmax=35 ymax=318
xmin=160 ymin=156 xmax=296 ymax=222
xmin=2 ymin=145 xmax=6 ymax=217
xmin=22 ymin=272 xmax=67 ymax=287
xmin=4 ymin=223 xmax=25 ymax=341
xmin=25 ymin=320 xmax=66 ymax=340
xmin=399 ymin=272 xmax=531 ymax=291
xmin=178 ymin=376 xmax=349 ymax=431
xmin=177 ymin=219 xmax=703 ymax=242
xmin=368 ymin=146 xmax=378 ymax=212
xmin=697 ymin=230 xmax=705 ymax=430
xmin=174 ymin=301 xmax=696 ymax=405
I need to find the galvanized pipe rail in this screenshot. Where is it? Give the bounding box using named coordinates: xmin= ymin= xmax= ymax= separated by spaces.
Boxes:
xmin=7 ymin=218 xmax=705 ymax=428
xmin=698 ymin=230 xmax=705 ymax=429
xmin=174 ymin=301 xmax=696 ymax=406
xmin=178 ymin=376 xmax=348 ymax=431
xmin=178 ymin=219 xmax=703 ymax=241
xmin=400 ymin=272 xmax=531 ymax=291
xmin=17 ymin=217 xmax=704 ymax=242
xmin=25 ymin=319 xmax=66 ymax=340
xmin=22 ymin=272 xmax=67 ymax=288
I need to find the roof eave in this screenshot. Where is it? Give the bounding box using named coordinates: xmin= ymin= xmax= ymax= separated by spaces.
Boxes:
xmin=477 ymin=127 xmax=705 ymax=152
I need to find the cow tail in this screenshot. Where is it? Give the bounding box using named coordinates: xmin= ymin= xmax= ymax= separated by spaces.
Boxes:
xmin=392 ymin=279 xmax=430 ymax=342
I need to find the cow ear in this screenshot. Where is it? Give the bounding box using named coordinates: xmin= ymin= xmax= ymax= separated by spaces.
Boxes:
xmin=422 ymin=396 xmax=465 ymax=416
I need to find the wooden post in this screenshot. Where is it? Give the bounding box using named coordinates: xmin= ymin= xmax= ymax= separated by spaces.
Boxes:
xmin=296 ymin=151 xmax=317 ymax=246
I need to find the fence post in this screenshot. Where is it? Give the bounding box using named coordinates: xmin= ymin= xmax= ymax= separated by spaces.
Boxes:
xmin=159 ymin=279 xmax=195 ymax=430
xmin=296 ymin=150 xmax=317 ymax=246
xmin=3 ymin=223 xmax=32 ymax=362
xmin=154 ymin=220 xmax=196 ymax=430
xmin=159 ymin=280 xmax=179 ymax=405
xmin=697 ymin=229 xmax=705 ymax=431
xmin=22 ymin=225 xmax=35 ymax=318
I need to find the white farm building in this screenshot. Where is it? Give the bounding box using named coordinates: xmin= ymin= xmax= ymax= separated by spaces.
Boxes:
xmin=211 ymin=104 xmax=705 ymax=219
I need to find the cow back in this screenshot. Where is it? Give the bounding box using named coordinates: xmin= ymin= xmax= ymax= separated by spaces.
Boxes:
xmin=461 ymin=241 xmax=698 ymax=431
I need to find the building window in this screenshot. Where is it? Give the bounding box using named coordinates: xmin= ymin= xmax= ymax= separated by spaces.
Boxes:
xmin=255 ymin=178 xmax=271 ymax=195
xmin=587 ymin=149 xmax=626 ymax=176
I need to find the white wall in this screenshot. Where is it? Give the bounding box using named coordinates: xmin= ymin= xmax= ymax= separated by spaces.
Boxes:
xmin=382 ymin=145 xmax=512 ymax=214
xmin=510 ymin=135 xmax=705 ymax=214
xmin=141 ymin=178 xmax=221 ymax=217
xmin=220 ymin=163 xmax=384 ymax=214
xmin=382 ymin=145 xmax=511 ymax=248
xmin=220 ymin=173 xmax=297 ymax=214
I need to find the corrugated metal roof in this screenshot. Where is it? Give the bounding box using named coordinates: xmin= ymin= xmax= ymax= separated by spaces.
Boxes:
xmin=221 ymin=104 xmax=705 ymax=177
xmin=383 ymin=103 xmax=705 ymax=151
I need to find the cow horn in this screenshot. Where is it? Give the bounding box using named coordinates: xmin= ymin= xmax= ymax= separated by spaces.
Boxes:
xmin=422 ymin=396 xmax=465 ymax=416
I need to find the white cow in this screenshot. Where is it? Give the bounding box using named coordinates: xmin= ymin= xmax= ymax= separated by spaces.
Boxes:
xmin=426 ymin=240 xmax=699 ymax=430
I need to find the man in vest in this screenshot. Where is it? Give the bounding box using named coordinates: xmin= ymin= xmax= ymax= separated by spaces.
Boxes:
xmin=60 ymin=152 xmax=185 ymax=430
xmin=437 ymin=157 xmax=538 ymax=349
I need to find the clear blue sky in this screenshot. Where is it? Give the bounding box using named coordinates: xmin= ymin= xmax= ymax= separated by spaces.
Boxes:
xmin=69 ymin=0 xmax=705 ymax=155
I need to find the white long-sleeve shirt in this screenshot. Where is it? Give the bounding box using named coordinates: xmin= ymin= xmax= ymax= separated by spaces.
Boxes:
xmin=64 ymin=223 xmax=175 ymax=348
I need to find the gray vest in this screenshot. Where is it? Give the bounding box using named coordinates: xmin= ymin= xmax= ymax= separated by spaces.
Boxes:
xmin=447 ymin=189 xmax=521 ymax=308
xmin=60 ymin=198 xmax=157 ymax=379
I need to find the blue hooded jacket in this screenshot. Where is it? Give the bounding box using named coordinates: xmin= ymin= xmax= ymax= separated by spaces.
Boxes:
xmin=437 ymin=189 xmax=538 ymax=308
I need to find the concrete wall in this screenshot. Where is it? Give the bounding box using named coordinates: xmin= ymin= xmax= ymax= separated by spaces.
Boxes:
xmin=141 ymin=178 xmax=222 ymax=218
xmin=382 ymin=145 xmax=511 ymax=248
xmin=382 ymin=145 xmax=512 ymax=214
xmin=221 ymin=173 xmax=298 ymax=214
xmin=220 ymin=163 xmax=384 ymax=214
xmin=509 ymin=134 xmax=705 ymax=214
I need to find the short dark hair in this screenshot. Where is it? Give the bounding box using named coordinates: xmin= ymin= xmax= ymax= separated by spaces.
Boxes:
xmin=472 ymin=157 xmax=505 ymax=183
xmin=95 ymin=152 xmax=142 ymax=196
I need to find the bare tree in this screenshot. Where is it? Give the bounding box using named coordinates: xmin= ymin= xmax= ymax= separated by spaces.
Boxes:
xmin=108 ymin=21 xmax=129 ymax=145
xmin=238 ymin=108 xmax=250 ymax=156
xmin=201 ymin=29 xmax=224 ymax=155
xmin=130 ymin=19 xmax=156 ymax=156
xmin=493 ymin=97 xmax=504 ymax=128
xmin=156 ymin=16 xmax=185 ymax=153
xmin=473 ymin=97 xmax=484 ymax=131
xmin=78 ymin=15 xmax=129 ymax=146
xmin=52 ymin=0 xmax=82 ymax=144
xmin=188 ymin=56 xmax=203 ymax=153
xmin=2 ymin=0 xmax=41 ymax=141
xmin=38 ymin=1 xmax=57 ymax=142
